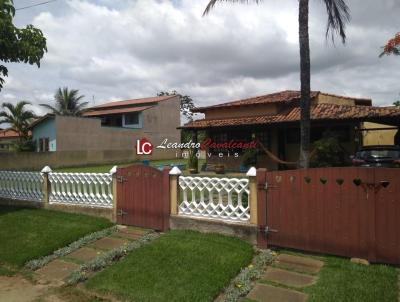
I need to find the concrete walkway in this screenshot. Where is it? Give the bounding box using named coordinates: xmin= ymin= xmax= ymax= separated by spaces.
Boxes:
xmin=0 ymin=226 xmax=151 ymax=302
xmin=246 ymin=253 xmax=324 ymax=302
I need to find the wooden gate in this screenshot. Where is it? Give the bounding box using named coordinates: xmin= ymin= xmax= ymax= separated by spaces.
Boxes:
xmin=116 ymin=165 xmax=170 ymax=231
xmin=258 ymin=167 xmax=400 ymax=265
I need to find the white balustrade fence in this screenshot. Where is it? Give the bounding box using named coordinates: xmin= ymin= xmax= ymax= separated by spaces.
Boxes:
xmin=0 ymin=171 xmax=43 ymax=202
xmin=178 ymin=176 xmax=250 ymax=222
xmin=48 ymin=173 xmax=113 ymax=208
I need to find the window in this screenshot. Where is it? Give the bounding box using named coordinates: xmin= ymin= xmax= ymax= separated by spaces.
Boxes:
xmin=38 ymin=138 xmax=49 ymax=152
xmin=124 ymin=113 xmax=139 ymax=125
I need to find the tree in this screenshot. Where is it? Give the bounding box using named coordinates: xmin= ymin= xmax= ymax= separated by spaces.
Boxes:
xmin=40 ymin=87 xmax=88 ymax=116
xmin=380 ymin=33 xmax=400 ymax=56
xmin=204 ymin=0 xmax=350 ymax=168
xmin=0 ymin=101 xmax=36 ymax=151
xmin=0 ymin=0 xmax=47 ymax=91
xmin=393 ymin=101 xmax=400 ymax=107
xmin=157 ymin=90 xmax=195 ymax=121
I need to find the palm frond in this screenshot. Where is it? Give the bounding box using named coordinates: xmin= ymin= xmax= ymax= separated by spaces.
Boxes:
xmin=322 ymin=0 xmax=350 ymax=43
xmin=203 ymin=0 xmax=261 ymax=16
xmin=40 ymin=104 xmax=61 ymax=115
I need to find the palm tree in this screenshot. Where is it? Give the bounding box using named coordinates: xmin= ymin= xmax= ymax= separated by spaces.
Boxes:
xmin=204 ymin=0 xmax=350 ymax=168
xmin=0 ymin=101 xmax=36 ymax=140
xmin=40 ymin=87 xmax=88 ymax=116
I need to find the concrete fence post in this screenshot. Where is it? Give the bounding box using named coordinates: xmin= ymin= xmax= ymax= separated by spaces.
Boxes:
xmin=169 ymin=166 xmax=182 ymax=215
xmin=110 ymin=166 xmax=118 ymax=223
xmin=246 ymin=167 xmax=258 ymax=225
xmin=41 ymin=166 xmax=52 ymax=208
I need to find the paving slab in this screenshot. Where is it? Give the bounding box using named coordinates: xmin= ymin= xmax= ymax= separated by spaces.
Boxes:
xmin=262 ymin=267 xmax=317 ymax=288
xmin=88 ymin=237 xmax=129 ymax=251
xmin=66 ymin=247 xmax=103 ymax=262
xmin=36 ymin=260 xmax=79 ymax=282
xmin=276 ymin=254 xmax=324 ymax=274
xmin=247 ymin=283 xmax=308 ymax=302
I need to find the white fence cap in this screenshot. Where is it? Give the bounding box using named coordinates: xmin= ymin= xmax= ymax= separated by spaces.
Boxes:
xmin=169 ymin=166 xmax=182 ymax=175
xmin=246 ymin=167 xmax=257 ymax=177
xmin=41 ymin=166 xmax=52 ymax=174
xmin=109 ymin=166 xmax=118 ymax=175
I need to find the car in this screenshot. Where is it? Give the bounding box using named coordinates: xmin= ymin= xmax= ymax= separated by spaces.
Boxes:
xmin=352 ymin=145 xmax=400 ymax=168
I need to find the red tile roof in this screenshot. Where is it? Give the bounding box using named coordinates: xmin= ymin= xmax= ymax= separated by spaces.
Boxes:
xmin=0 ymin=129 xmax=30 ymax=139
xmin=183 ymin=103 xmax=400 ymax=129
xmin=88 ymin=95 xmax=176 ymax=110
xmin=82 ymin=106 xmax=154 ymax=117
xmin=193 ymin=90 xmax=371 ymax=112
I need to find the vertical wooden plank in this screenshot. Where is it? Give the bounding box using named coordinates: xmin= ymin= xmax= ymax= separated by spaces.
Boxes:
xmin=162 ymin=167 xmax=171 ymax=231
xmin=257 ymin=168 xmax=267 ymax=248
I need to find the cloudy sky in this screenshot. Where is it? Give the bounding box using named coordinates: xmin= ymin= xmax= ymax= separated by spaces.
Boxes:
xmin=2 ymin=0 xmax=400 ymax=116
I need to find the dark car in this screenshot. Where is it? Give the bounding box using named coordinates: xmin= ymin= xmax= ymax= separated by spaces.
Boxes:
xmin=352 ymin=145 xmax=400 ymax=168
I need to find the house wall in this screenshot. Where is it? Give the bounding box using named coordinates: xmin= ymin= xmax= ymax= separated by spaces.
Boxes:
xmin=141 ymin=96 xmax=181 ymax=144
xmin=55 ymin=116 xmax=141 ymax=151
xmin=316 ymin=94 xmax=356 ymax=106
xmin=362 ymin=122 xmax=397 ymax=146
xmin=32 ymin=117 xmax=57 ymax=151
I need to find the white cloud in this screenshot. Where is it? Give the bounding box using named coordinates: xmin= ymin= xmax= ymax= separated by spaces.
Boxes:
xmin=1 ymin=0 xmax=399 ymax=115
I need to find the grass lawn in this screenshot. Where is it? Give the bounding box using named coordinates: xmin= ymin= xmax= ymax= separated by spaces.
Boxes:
xmin=0 ymin=206 xmax=113 ymax=267
xmin=54 ymin=159 xmax=189 ymax=173
xmin=303 ymin=254 xmax=398 ymax=302
xmin=86 ymin=230 xmax=254 ymax=302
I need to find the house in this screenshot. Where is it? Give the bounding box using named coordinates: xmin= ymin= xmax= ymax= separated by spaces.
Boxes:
xmin=30 ymin=95 xmax=181 ymax=152
xmin=182 ymin=90 xmax=400 ymax=171
xmin=0 ymin=129 xmax=21 ymax=152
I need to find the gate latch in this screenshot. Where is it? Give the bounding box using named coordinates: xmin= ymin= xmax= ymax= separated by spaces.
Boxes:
xmin=117 ymin=209 xmax=128 ymax=216
xmin=264 ymin=226 xmax=278 ymax=235
xmin=117 ymin=176 xmax=127 ymax=183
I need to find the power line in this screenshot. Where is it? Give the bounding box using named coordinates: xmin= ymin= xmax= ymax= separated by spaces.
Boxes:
xmin=15 ymin=0 xmax=58 ymax=11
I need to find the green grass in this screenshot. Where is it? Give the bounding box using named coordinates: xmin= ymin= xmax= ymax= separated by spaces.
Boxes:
xmin=54 ymin=159 xmax=189 ymax=173
xmin=0 ymin=206 xmax=113 ymax=267
xmin=86 ymin=230 xmax=254 ymax=302
xmin=302 ymin=254 xmax=399 ymax=302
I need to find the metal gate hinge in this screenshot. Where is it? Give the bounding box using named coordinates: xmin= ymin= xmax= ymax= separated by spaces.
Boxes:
xmin=117 ymin=176 xmax=127 ymax=183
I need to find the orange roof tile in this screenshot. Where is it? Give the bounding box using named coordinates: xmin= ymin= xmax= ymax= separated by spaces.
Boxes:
xmin=193 ymin=90 xmax=372 ymax=112
xmin=183 ymin=103 xmax=400 ymax=129
xmin=0 ymin=129 xmax=31 ymax=139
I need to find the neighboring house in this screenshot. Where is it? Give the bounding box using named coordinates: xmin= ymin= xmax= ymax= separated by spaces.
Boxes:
xmin=30 ymin=95 xmax=181 ymax=152
xmin=183 ymin=90 xmax=400 ymax=171
xmin=0 ymin=129 xmax=21 ymax=152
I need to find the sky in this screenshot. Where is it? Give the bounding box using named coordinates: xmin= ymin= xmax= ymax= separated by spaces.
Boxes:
xmin=1 ymin=0 xmax=400 ymax=117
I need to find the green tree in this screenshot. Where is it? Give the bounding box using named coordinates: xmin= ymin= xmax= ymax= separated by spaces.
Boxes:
xmin=0 ymin=0 xmax=47 ymax=91
xmin=157 ymin=91 xmax=195 ymax=121
xmin=0 ymin=101 xmax=36 ymax=151
xmin=394 ymin=101 xmax=400 ymax=107
xmin=40 ymin=87 xmax=88 ymax=116
xmin=204 ymin=0 xmax=350 ymax=168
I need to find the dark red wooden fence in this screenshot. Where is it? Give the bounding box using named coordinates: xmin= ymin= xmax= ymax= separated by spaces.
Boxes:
xmin=116 ymin=165 xmax=170 ymax=231
xmin=257 ymin=167 xmax=400 ymax=265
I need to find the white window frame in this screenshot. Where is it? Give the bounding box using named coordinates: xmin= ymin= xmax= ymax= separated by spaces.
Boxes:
xmin=122 ymin=112 xmax=143 ymax=129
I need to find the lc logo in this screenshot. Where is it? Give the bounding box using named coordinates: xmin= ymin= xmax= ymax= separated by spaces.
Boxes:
xmin=135 ymin=138 xmax=153 ymax=155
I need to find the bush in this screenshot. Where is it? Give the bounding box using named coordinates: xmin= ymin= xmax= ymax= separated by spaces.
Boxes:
xmin=311 ymin=131 xmax=349 ymax=167
xmin=241 ymin=148 xmax=258 ymax=167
